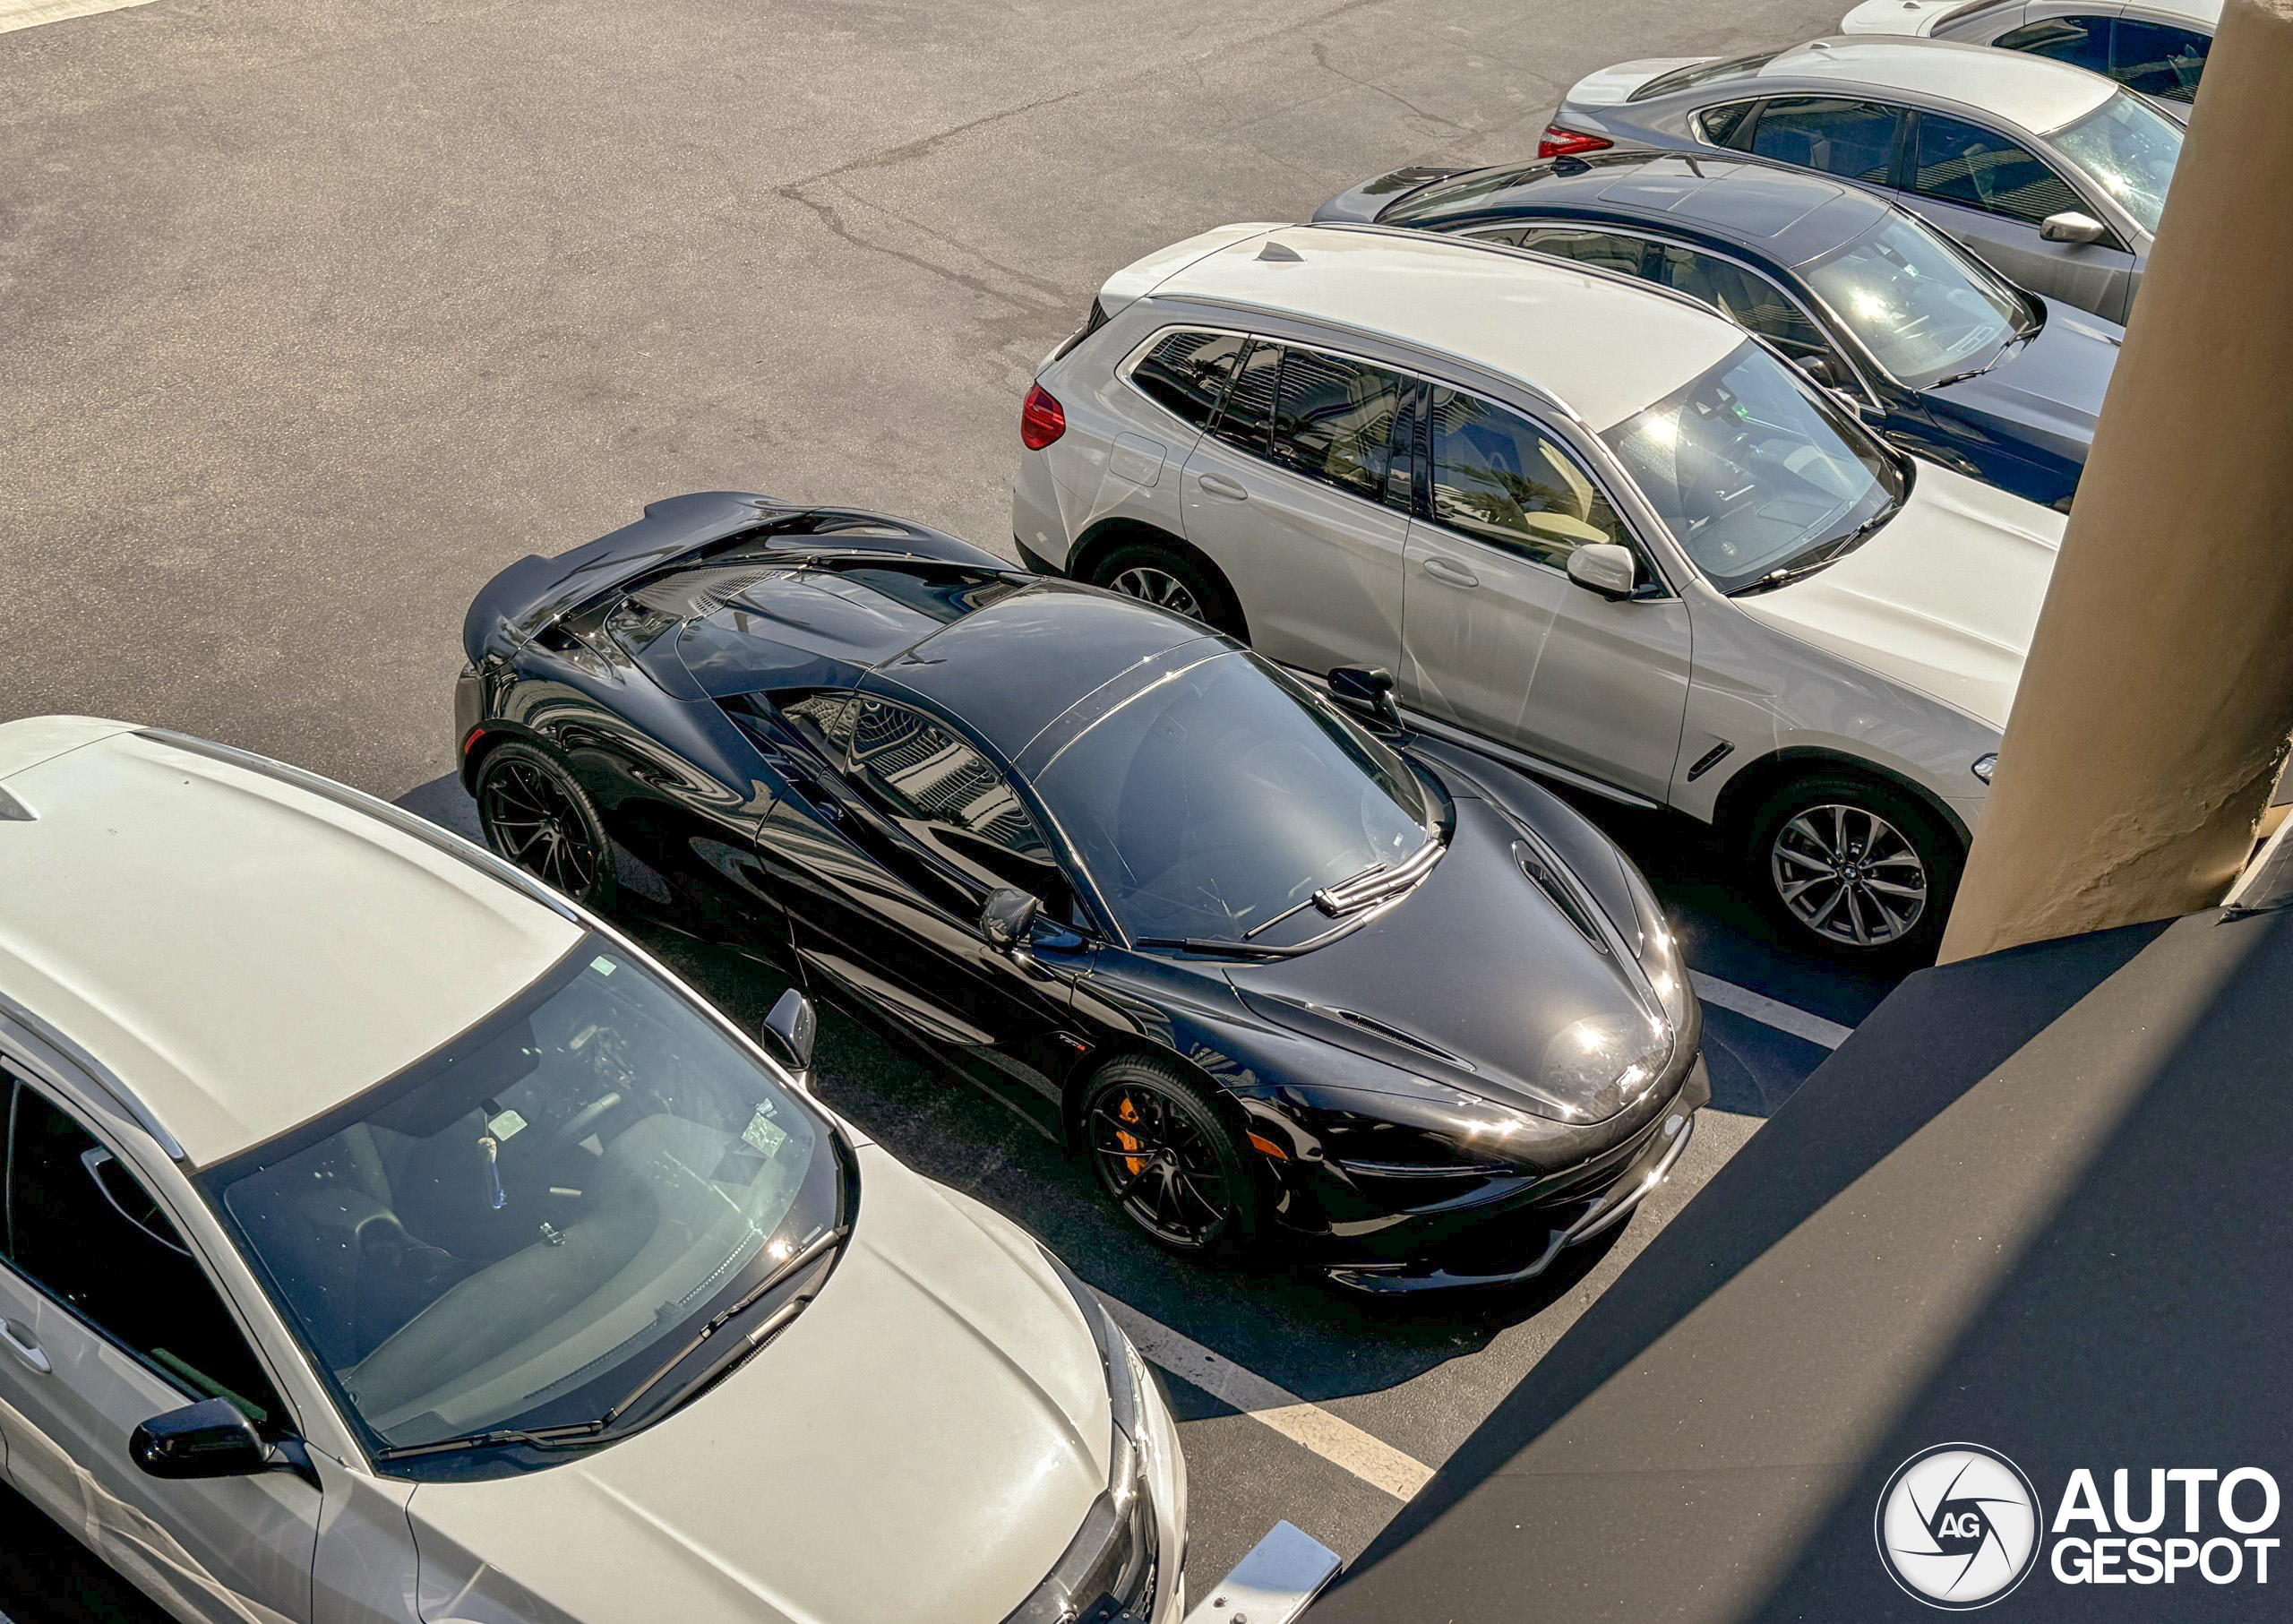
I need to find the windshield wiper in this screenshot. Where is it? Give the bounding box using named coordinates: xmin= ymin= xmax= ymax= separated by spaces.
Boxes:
xmin=1728 ymin=508 xmax=1898 ymax=597
xmin=375 ymin=1422 xmax=606 ymax=1461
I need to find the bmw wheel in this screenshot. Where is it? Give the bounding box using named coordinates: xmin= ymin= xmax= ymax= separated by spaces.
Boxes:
xmin=1746 ymin=772 xmax=1959 ymax=964
xmin=1084 ymin=1057 xmax=1258 ymax=1253
xmin=1088 ymin=539 xmax=1247 ymax=640
xmin=475 ymin=741 xmax=618 ymax=914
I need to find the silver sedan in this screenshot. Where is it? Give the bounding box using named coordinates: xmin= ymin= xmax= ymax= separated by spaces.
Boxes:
xmin=1841 ymin=0 xmax=2214 ymax=108
xmin=1545 ymin=37 xmax=2181 ymax=322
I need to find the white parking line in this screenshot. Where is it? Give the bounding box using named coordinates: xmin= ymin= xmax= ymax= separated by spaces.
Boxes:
xmin=0 ymin=0 xmax=153 ymax=30
xmin=1099 ymin=1293 xmax=1435 ymax=1501
xmin=1690 ymin=971 xmax=1853 ymax=1051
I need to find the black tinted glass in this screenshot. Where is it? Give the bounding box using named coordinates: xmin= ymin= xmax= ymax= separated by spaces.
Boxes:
xmin=845 ymin=698 xmax=1055 ymax=879
xmin=3 ymin=1078 xmax=290 ymax=1431
xmin=1700 ymin=100 xmax=1758 ymax=150
xmin=2112 ymin=19 xmax=2208 ymax=101
xmin=1913 ymin=114 xmax=2083 ymax=224
xmin=1208 ymin=339 xmax=1279 ymax=455
xmin=1650 ymin=245 xmax=1830 ymax=364
xmin=1270 ymin=348 xmax=1403 ymax=502
xmin=1131 ymin=330 xmax=1248 ymax=428
xmin=1996 ymin=14 xmax=2114 ymax=73
xmin=1429 ymin=390 xmax=1635 ymax=573
xmin=1749 ymin=99 xmax=1903 ymax=184
xmin=1511 ymin=228 xmax=1650 ymax=278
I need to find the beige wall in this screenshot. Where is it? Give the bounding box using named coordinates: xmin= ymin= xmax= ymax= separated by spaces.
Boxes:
xmin=1940 ymin=0 xmax=2293 ymax=961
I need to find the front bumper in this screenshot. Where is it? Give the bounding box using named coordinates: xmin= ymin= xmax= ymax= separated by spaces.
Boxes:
xmin=1321 ymin=1053 xmax=1711 ymax=1294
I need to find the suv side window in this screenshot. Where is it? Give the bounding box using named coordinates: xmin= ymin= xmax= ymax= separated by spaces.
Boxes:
xmin=1427 ymin=388 xmax=1648 ymax=579
xmin=1129 ymin=330 xmax=1250 ymax=428
xmin=1206 ymin=338 xmax=1280 ymax=456
xmin=2111 ymin=19 xmax=2208 ymax=102
xmin=1648 ymin=245 xmax=1834 ymax=367
xmin=1994 ymin=14 xmax=2114 ymax=75
xmin=1481 ymin=226 xmax=1651 ymax=279
xmin=2 ymin=1074 xmax=290 ymax=1431
xmin=1911 ymin=113 xmax=2084 ymax=225
xmin=1747 ymin=98 xmax=1905 ymax=185
xmin=840 ymin=698 xmax=1068 ymax=907
xmin=1268 ymin=347 xmax=1405 ymax=505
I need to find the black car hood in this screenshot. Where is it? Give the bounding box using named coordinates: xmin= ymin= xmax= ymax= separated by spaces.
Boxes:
xmin=1921 ymin=301 xmax=2122 ymax=465
xmin=1223 ymin=798 xmax=1676 ymax=1125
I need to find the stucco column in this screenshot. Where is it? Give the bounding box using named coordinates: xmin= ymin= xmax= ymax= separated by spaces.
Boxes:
xmin=1938 ymin=0 xmax=2293 ymax=962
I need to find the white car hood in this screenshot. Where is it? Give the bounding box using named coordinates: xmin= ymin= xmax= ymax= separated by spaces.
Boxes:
xmin=405 ymin=1145 xmax=1111 ymax=1624
xmin=1731 ymin=468 xmax=2062 ymax=729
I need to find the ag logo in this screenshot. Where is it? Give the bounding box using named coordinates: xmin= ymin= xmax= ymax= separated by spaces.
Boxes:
xmin=1876 ymin=1443 xmax=2041 ymax=1609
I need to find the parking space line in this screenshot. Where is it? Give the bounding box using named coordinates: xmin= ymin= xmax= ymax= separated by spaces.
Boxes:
xmin=0 ymin=0 xmax=156 ymax=33
xmin=1098 ymin=1293 xmax=1434 ymax=1501
xmin=1689 ymin=971 xmax=1852 ymax=1050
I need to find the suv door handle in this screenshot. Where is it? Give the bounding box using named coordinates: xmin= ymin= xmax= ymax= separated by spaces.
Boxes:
xmin=1421 ymin=555 xmax=1480 ymax=589
xmin=1197 ymin=472 xmax=1249 ymax=501
xmin=0 ymin=1319 xmax=50 ymax=1375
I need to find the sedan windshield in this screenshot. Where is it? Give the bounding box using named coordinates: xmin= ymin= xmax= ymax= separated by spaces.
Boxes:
xmin=1601 ymin=340 xmax=1904 ymax=592
xmin=1804 ymin=214 xmax=2031 ymax=390
xmin=2050 ymin=90 xmax=2180 ymax=235
xmin=201 ymin=939 xmax=842 ymax=1455
xmin=1033 ymin=650 xmax=1435 ymax=948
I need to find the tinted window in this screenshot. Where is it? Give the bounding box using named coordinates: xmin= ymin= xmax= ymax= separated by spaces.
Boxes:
xmin=1648 ymin=245 xmax=1832 ymax=365
xmin=839 ymin=697 xmax=1062 ymax=898
xmin=1130 ymin=330 xmax=1249 ymax=428
xmin=2051 ymin=90 xmax=2182 ymax=233
xmin=1270 ymin=348 xmax=1404 ymax=503
xmin=1912 ymin=114 xmax=2084 ymax=224
xmin=3 ymin=1078 xmax=290 ymax=1431
xmin=1428 ymin=390 xmax=1639 ymax=575
xmin=1031 ymin=650 xmax=1433 ymax=948
xmin=1499 ymin=227 xmax=1650 ymax=278
xmin=1699 ymin=100 xmax=1758 ymax=149
xmin=1995 ymin=15 xmax=2113 ymax=74
xmin=2112 ymin=19 xmax=2208 ymax=102
xmin=1207 ymin=339 xmax=1279 ymax=456
xmin=1602 ymin=341 xmax=1904 ymax=592
xmin=1803 ymin=214 xmax=2028 ymax=390
xmin=1749 ymin=99 xmax=1904 ymax=184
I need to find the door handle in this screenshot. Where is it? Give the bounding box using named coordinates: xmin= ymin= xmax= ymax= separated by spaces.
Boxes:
xmin=1421 ymin=555 xmax=1480 ymax=589
xmin=1197 ymin=472 xmax=1249 ymax=502
xmin=0 ymin=1319 xmax=50 ymax=1375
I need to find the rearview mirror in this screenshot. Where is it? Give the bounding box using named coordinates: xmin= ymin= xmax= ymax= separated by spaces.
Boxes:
xmin=760 ymin=988 xmax=817 ymax=1078
xmin=981 ymin=888 xmax=1043 ymax=952
xmin=1565 ymin=543 xmax=1638 ymax=601
xmin=2040 ymin=211 xmax=2108 ymax=246
xmin=131 ymin=1398 xmax=269 ymax=1481
xmin=1327 ymin=666 xmax=1401 ymax=730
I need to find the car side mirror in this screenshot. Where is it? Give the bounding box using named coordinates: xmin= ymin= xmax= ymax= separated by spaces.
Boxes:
xmin=131 ymin=1398 xmax=269 ymax=1481
xmin=1565 ymin=543 xmax=1638 ymax=601
xmin=2040 ymin=211 xmax=2108 ymax=246
xmin=760 ymin=988 xmax=817 ymax=1078
xmin=1327 ymin=666 xmax=1401 ymax=730
xmin=980 ymin=888 xmax=1043 ymax=952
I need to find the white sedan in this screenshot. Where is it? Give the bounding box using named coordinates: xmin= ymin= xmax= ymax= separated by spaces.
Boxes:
xmin=0 ymin=716 xmax=1183 ymax=1624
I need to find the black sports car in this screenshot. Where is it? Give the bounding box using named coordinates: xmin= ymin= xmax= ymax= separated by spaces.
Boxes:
xmin=457 ymin=493 xmax=1709 ymax=1292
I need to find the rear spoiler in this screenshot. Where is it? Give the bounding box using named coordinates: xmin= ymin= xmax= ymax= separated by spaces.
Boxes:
xmin=1310 ymin=166 xmax=1473 ymax=226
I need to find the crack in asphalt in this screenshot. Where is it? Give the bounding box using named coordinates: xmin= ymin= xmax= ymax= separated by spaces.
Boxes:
xmin=1309 ymin=39 xmax=1467 ymax=131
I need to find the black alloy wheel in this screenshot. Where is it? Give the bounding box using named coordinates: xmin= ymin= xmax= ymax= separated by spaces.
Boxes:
xmin=1088 ymin=539 xmax=1247 ymax=641
xmin=475 ymin=741 xmax=618 ymax=913
xmin=1084 ymin=1057 xmax=1258 ymax=1253
xmin=1747 ymin=771 xmax=1959 ymax=964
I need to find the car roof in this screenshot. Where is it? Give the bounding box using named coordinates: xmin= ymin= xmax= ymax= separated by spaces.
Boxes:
xmin=1387 ymin=151 xmax=1894 ymax=266
xmin=0 ymin=718 xmax=581 ymax=1167
xmin=2124 ymin=0 xmax=2220 ymax=25
xmin=1139 ymin=223 xmax=1745 ymax=432
xmin=1749 ymin=38 xmax=2119 ymax=133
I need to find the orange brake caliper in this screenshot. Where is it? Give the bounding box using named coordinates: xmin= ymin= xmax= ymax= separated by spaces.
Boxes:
xmin=1115 ymin=1095 xmax=1146 ymax=1176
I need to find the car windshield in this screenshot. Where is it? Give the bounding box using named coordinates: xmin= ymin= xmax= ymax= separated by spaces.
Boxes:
xmin=1032 ymin=650 xmax=1435 ymax=948
xmin=1601 ymin=340 xmax=1905 ymax=592
xmin=200 ymin=939 xmax=843 ymax=1455
xmin=1628 ymin=49 xmax=1782 ymax=102
xmin=1803 ymin=213 xmax=2031 ymax=390
xmin=2049 ymin=90 xmax=2180 ymax=235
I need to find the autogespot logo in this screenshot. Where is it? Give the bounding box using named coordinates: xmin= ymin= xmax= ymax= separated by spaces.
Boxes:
xmin=1876 ymin=1443 xmax=2043 ymax=1610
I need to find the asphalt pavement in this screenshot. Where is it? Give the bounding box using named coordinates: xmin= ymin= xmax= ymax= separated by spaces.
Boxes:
xmin=2 ymin=0 xmax=1879 ymax=1609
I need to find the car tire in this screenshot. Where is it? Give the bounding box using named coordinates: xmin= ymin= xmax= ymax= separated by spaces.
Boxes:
xmin=474 ymin=740 xmax=619 ymax=915
xmin=1088 ymin=539 xmax=1247 ymax=641
xmin=1745 ymin=771 xmax=1960 ymax=965
xmin=1082 ymin=1055 xmax=1260 ymax=1254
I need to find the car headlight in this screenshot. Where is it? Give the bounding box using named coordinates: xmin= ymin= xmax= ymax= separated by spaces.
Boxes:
xmin=1972 ymin=753 xmax=1997 ymax=785
xmin=1008 ymin=1250 xmax=1160 ymax=1624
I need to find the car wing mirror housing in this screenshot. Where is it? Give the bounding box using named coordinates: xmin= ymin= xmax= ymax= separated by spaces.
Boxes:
xmin=131 ymin=1398 xmax=271 ymax=1481
xmin=1794 ymin=353 xmax=1838 ymax=389
xmin=981 ymin=887 xmax=1043 ymax=952
xmin=1566 ymin=543 xmax=1638 ymax=601
xmin=1327 ymin=666 xmax=1401 ymax=730
xmin=2040 ymin=210 xmax=2108 ymax=245
xmin=760 ymin=988 xmax=818 ymax=1080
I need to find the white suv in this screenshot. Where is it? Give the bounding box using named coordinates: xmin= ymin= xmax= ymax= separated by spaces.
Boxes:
xmin=0 ymin=716 xmax=1182 ymax=1624
xmin=1012 ymin=223 xmax=2064 ymax=960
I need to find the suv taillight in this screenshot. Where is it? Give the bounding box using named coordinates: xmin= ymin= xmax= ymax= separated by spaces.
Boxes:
xmin=1021 ymin=382 xmax=1067 ymax=451
xmin=1537 ymin=125 xmax=1612 ymax=159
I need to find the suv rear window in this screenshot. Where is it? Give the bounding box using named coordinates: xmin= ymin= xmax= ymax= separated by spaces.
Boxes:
xmin=1629 ymin=49 xmax=1781 ymax=103
xmin=1129 ymin=330 xmax=1249 ymax=428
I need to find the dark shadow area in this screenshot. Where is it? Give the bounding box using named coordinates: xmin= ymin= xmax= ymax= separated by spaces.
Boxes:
xmin=0 ymin=1481 xmax=167 ymax=1624
xmin=1312 ymin=915 xmax=2176 ymax=1618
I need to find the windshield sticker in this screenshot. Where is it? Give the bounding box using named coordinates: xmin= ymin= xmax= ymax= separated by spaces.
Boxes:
xmin=590 ymin=956 xmax=617 ymax=975
xmin=485 ymin=1108 xmax=528 ymax=1141
xmin=742 ymin=1108 xmax=789 ymax=1159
